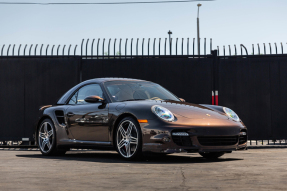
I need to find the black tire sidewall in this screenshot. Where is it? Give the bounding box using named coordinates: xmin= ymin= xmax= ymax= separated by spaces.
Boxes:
xmin=115 ymin=117 xmax=142 ymax=160
xmin=199 ymin=152 xmax=225 ymax=159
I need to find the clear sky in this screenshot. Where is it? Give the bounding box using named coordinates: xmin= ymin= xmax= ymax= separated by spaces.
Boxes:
xmin=0 ymin=0 xmax=286 ymax=55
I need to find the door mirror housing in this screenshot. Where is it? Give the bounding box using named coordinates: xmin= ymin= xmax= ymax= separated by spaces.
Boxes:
xmin=84 ymin=95 xmax=104 ymax=103
xmin=179 ymin=98 xmax=185 ymax=102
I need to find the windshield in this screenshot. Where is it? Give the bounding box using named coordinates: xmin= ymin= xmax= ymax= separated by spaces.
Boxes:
xmin=104 ymin=81 xmax=180 ymax=102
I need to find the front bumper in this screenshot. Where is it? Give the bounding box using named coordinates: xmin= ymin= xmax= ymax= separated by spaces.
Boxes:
xmin=141 ymin=119 xmax=247 ymax=154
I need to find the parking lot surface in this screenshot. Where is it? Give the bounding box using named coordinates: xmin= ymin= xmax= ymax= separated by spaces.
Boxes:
xmin=0 ymin=148 xmax=286 ymax=191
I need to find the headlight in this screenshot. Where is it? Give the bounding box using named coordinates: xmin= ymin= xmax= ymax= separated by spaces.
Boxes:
xmin=223 ymin=107 xmax=240 ymax=122
xmin=151 ymin=105 xmax=175 ymax=122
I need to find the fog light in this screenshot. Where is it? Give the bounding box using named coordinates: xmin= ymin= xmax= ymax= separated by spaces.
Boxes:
xmin=172 ymin=132 xmax=189 ymax=136
xmin=240 ymin=132 xmax=246 ymax=136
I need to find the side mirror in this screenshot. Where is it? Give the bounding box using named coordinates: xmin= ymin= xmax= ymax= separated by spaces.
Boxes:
xmin=84 ymin=95 xmax=104 ymax=103
xmin=179 ymin=98 xmax=185 ymax=102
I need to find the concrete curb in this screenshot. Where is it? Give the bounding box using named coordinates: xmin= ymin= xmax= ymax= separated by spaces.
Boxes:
xmin=248 ymin=145 xmax=287 ymax=149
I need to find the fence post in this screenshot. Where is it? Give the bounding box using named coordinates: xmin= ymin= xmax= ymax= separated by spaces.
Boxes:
xmin=212 ymin=50 xmax=218 ymax=105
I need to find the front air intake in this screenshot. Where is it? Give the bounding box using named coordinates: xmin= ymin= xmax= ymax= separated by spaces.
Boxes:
xmin=197 ymin=136 xmax=238 ymax=146
xmin=171 ymin=130 xmax=192 ymax=147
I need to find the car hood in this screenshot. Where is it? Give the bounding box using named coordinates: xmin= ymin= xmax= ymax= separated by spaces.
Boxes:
xmin=124 ymin=100 xmax=229 ymax=120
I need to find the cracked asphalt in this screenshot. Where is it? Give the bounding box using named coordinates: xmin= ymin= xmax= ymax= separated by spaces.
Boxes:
xmin=0 ymin=149 xmax=286 ymax=191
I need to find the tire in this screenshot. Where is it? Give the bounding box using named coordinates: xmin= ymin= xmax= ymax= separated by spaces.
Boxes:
xmin=38 ymin=119 xmax=66 ymax=156
xmin=115 ymin=117 xmax=142 ymax=160
xmin=199 ymin=152 xmax=225 ymax=159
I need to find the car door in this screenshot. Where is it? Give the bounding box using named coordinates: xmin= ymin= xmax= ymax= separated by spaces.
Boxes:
xmin=65 ymin=83 xmax=109 ymax=142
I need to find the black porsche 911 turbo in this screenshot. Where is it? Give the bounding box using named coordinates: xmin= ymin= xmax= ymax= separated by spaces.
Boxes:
xmin=36 ymin=78 xmax=247 ymax=160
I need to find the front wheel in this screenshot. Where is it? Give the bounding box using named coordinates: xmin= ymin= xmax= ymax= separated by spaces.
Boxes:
xmin=38 ymin=119 xmax=66 ymax=156
xmin=199 ymin=152 xmax=225 ymax=159
xmin=115 ymin=117 xmax=142 ymax=160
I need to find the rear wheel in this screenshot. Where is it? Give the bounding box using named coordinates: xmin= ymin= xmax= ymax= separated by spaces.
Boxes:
xmin=199 ymin=152 xmax=225 ymax=159
xmin=38 ymin=119 xmax=66 ymax=156
xmin=115 ymin=117 xmax=142 ymax=160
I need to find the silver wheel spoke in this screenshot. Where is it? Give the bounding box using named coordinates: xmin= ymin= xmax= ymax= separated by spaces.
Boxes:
xmin=126 ymin=143 xmax=130 ymax=157
xmin=130 ymin=136 xmax=137 ymax=144
xmin=46 ymin=140 xmax=51 ymax=149
xmin=48 ymin=130 xmax=53 ymax=137
xmin=118 ymin=139 xmax=125 ymax=149
xmin=44 ymin=123 xmax=48 ymax=133
xmin=119 ymin=126 xmax=126 ymax=138
xmin=126 ymin=122 xmax=133 ymax=136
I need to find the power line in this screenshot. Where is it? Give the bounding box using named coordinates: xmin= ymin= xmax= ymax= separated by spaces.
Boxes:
xmin=0 ymin=0 xmax=212 ymax=5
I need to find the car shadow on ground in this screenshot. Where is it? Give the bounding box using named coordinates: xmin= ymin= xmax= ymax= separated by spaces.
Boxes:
xmin=16 ymin=151 xmax=243 ymax=164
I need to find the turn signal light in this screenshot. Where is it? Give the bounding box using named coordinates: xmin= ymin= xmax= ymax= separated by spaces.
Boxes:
xmin=138 ymin=119 xmax=148 ymax=123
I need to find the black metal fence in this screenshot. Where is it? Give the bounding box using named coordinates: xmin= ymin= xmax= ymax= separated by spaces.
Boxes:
xmin=1 ymin=38 xmax=286 ymax=57
xmin=1 ymin=38 xmax=287 ymax=145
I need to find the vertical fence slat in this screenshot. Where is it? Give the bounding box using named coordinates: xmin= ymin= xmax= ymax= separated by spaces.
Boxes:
xmin=34 ymin=44 xmax=38 ymax=56
xmin=12 ymin=44 xmax=15 ymax=56
xmin=68 ymin=45 xmax=71 ymax=56
xmin=204 ymin=38 xmax=206 ymax=55
xmin=7 ymin=44 xmax=11 ymax=56
xmin=102 ymin=38 xmax=105 ymax=58
xmin=81 ymin=39 xmax=84 ymax=57
xmin=91 ymin=39 xmax=95 ymax=57
xmin=85 ymin=39 xmax=89 ymax=58
xmin=142 ymin=38 xmax=144 ymax=57
xmin=23 ymin=44 xmax=27 ymax=56
xmin=131 ymin=38 xmax=133 ymax=57
xmin=97 ymin=38 xmax=100 ymax=58
xmin=40 ymin=44 xmax=43 ymax=56
xmin=159 ymin=38 xmax=161 ymax=56
xmin=125 ymin=38 xmax=128 ymax=59
xmin=114 ymin=39 xmax=117 ymax=58
xmin=108 ymin=38 xmax=111 ymax=57
xmin=56 ymin=45 xmax=60 ymax=56
xmin=148 ymin=38 xmax=150 ymax=58
xmin=63 ymin=45 xmax=66 ymax=56
xmin=74 ymin=45 xmax=78 ymax=56
xmin=153 ymin=38 xmax=156 ymax=56
xmin=176 ymin=38 xmax=178 ymax=55
xmin=136 ymin=38 xmax=139 ymax=56
xmin=187 ymin=38 xmax=189 ymax=55
xmin=164 ymin=38 xmax=167 ymax=56
xmin=18 ymin=44 xmax=21 ymax=56
xmin=1 ymin=45 xmax=5 ymax=56
xmin=51 ymin=45 xmax=55 ymax=56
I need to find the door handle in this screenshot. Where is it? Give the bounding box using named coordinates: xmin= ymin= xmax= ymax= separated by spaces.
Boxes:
xmin=67 ymin=112 xmax=75 ymax=117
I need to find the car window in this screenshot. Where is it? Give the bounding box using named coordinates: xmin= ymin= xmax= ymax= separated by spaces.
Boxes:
xmin=104 ymin=81 xmax=179 ymax=102
xmin=68 ymin=84 xmax=103 ymax=104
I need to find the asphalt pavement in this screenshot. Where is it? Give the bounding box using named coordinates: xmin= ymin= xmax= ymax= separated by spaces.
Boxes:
xmin=0 ymin=148 xmax=286 ymax=191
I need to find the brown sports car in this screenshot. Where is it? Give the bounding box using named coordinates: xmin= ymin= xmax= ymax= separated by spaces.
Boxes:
xmin=36 ymin=78 xmax=247 ymax=160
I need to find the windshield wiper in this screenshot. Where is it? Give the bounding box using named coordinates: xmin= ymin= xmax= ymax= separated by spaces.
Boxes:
xmin=120 ymin=99 xmax=146 ymax=102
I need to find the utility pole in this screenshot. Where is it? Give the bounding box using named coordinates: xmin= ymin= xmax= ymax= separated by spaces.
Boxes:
xmin=197 ymin=3 xmax=202 ymax=55
xmin=168 ymin=30 xmax=172 ymax=55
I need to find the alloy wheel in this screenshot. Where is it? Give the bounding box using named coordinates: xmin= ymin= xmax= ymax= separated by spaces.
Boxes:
xmin=116 ymin=120 xmax=139 ymax=158
xmin=38 ymin=122 xmax=54 ymax=153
